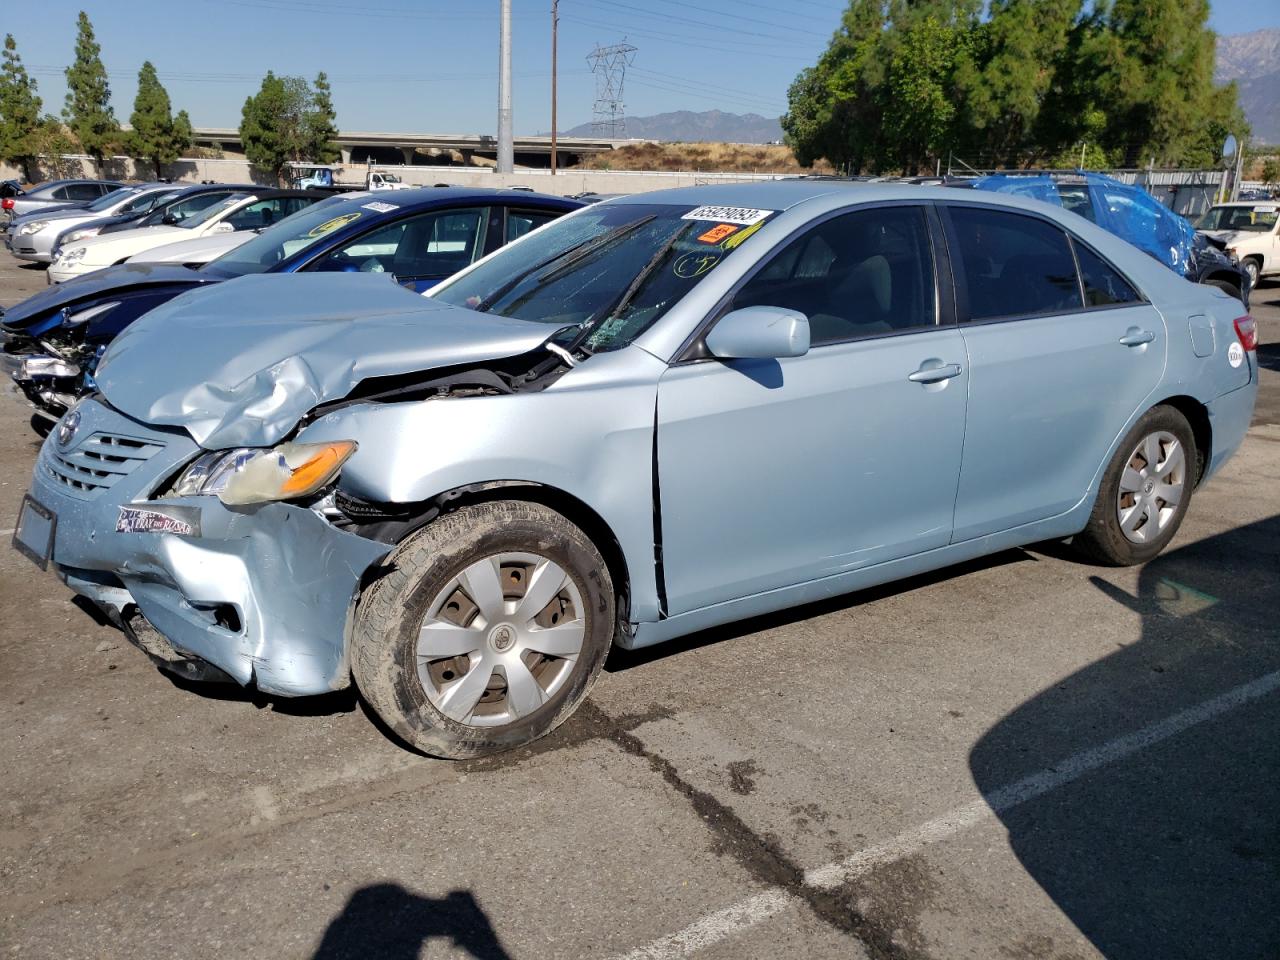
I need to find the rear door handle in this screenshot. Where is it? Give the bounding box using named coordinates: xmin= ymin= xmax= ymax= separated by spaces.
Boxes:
xmin=907 ymin=362 xmax=963 ymax=384
xmin=1119 ymin=329 xmax=1155 ymax=346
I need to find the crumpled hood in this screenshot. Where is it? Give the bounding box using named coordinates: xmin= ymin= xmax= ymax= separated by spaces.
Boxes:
xmin=0 ymin=262 xmax=207 ymax=329
xmin=95 ymin=273 xmax=553 ymax=449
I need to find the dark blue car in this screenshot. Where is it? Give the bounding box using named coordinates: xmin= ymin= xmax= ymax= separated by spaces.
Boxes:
xmin=3 ymin=187 xmax=583 ymax=420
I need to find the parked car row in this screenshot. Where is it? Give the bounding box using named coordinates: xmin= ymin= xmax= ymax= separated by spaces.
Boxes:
xmin=5 ymin=180 xmax=1259 ymax=759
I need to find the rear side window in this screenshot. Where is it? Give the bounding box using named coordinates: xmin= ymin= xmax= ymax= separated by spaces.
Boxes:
xmin=732 ymin=205 xmax=936 ymax=345
xmin=506 ymin=208 xmax=559 ymax=242
xmin=64 ymin=183 xmax=105 ymax=201
xmin=1073 ymin=242 xmax=1140 ymax=307
xmin=948 ymin=207 xmax=1082 ymax=321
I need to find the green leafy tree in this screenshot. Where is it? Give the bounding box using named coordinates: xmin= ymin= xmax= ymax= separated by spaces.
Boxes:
xmin=62 ymin=11 xmax=119 ymax=173
xmin=240 ymin=71 xmax=339 ymax=183
xmin=954 ymin=0 xmax=1080 ymax=167
xmin=1099 ymin=0 xmax=1242 ymax=166
xmin=1261 ymin=157 xmax=1279 ymax=188
xmin=0 ymin=34 xmax=43 ymax=181
xmin=127 ymin=61 xmax=192 ymax=178
xmin=881 ymin=10 xmax=972 ymax=174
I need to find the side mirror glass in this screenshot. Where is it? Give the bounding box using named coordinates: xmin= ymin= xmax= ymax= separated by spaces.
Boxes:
xmin=162 ymin=212 xmax=179 ymax=225
xmin=705 ymin=305 xmax=810 ymax=360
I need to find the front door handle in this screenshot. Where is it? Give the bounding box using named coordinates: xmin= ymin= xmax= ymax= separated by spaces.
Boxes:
xmin=1119 ymin=328 xmax=1156 ymax=346
xmin=907 ymin=362 xmax=963 ymax=384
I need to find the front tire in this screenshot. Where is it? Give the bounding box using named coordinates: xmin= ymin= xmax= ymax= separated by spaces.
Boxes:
xmin=1074 ymin=406 xmax=1197 ymax=566
xmin=1242 ymin=258 xmax=1261 ymax=289
xmin=352 ymin=500 xmax=615 ymax=759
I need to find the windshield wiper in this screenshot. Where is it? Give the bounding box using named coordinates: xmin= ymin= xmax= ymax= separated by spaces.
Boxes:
xmin=474 ymin=215 xmax=656 ymax=313
xmin=560 ymin=222 xmax=690 ymax=357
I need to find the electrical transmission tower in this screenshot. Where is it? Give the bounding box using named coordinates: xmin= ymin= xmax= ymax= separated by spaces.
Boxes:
xmin=586 ymin=41 xmax=636 ymax=138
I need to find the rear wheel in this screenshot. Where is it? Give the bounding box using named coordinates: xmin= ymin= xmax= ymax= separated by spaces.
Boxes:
xmin=1202 ymin=278 xmax=1243 ymax=303
xmin=352 ymin=500 xmax=615 ymax=758
xmin=1074 ymin=406 xmax=1196 ymax=566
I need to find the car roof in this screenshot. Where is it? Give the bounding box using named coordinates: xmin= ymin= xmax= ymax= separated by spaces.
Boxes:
xmin=30 ymin=178 xmax=124 ymax=192
xmin=309 ymin=185 xmax=584 ymax=212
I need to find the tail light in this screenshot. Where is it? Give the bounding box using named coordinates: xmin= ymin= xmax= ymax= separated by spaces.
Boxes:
xmin=1 ymin=197 xmax=13 ymax=210
xmin=1233 ymin=315 xmax=1257 ymax=352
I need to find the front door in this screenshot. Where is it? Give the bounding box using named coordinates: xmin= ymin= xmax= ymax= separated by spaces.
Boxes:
xmin=656 ymin=205 xmax=969 ymax=616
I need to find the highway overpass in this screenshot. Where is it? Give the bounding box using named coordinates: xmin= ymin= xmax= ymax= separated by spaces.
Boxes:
xmin=192 ymin=127 xmax=627 ymax=168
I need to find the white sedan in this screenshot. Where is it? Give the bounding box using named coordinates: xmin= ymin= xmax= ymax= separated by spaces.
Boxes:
xmin=47 ymin=191 xmax=322 ymax=282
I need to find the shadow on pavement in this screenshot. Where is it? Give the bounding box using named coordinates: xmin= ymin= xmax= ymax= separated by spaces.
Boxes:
xmin=311 ymin=884 xmax=512 ymax=960
xmin=970 ymin=515 xmax=1280 ymax=959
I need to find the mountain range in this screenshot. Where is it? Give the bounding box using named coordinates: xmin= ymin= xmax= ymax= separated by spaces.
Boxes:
xmin=563 ymin=110 xmax=783 ymax=144
xmin=1215 ymin=28 xmax=1280 ymax=145
xmin=559 ymin=29 xmax=1277 ymax=147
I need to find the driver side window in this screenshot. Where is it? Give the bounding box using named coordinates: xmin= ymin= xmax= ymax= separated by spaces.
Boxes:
xmin=731 ymin=205 xmax=937 ymax=346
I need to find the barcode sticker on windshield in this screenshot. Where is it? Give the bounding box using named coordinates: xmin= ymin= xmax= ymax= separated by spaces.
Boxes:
xmin=681 ymin=205 xmax=773 ymax=226
xmin=362 ymin=201 xmax=399 ymax=213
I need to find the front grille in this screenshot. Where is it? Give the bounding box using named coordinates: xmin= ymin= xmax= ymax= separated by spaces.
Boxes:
xmin=45 ymin=432 xmax=166 ymax=499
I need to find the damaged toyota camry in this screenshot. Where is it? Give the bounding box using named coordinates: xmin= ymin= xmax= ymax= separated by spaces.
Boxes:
xmin=13 ymin=182 xmax=1258 ymax=758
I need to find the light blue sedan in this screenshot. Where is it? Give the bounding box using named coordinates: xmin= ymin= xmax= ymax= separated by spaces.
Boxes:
xmin=13 ymin=182 xmax=1258 ymax=757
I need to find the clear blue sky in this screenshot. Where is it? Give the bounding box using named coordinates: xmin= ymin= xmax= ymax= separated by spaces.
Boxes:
xmin=8 ymin=0 xmax=1275 ymax=135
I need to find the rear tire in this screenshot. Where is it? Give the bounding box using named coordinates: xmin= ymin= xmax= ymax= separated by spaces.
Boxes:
xmin=1074 ymin=406 xmax=1197 ymax=566
xmin=352 ymin=500 xmax=615 ymax=759
xmin=1203 ymin=278 xmax=1243 ymax=304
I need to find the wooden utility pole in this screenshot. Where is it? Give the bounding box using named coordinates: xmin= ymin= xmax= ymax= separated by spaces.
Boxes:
xmin=551 ymin=0 xmax=559 ymax=175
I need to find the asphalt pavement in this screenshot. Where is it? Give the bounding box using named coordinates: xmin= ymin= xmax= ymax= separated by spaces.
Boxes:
xmin=2 ymin=258 xmax=1278 ymax=960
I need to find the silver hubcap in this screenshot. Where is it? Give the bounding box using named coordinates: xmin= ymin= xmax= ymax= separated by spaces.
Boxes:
xmin=415 ymin=552 xmax=586 ymax=727
xmin=1117 ymin=430 xmax=1185 ymax=544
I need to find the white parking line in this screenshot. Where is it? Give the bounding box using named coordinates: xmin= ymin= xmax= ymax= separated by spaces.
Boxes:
xmin=615 ymin=669 xmax=1280 ymax=960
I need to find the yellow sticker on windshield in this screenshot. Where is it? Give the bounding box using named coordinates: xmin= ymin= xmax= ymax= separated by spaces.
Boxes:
xmin=719 ymin=219 xmax=765 ymax=250
xmin=307 ymin=212 xmax=361 ymax=238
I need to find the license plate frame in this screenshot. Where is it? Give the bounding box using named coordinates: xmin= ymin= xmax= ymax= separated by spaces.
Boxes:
xmin=12 ymin=494 xmax=56 ymax=570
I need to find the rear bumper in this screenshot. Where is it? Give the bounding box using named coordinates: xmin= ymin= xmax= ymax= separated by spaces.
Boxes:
xmin=1202 ymin=367 xmax=1259 ymax=483
xmin=21 ymin=398 xmax=392 ymax=695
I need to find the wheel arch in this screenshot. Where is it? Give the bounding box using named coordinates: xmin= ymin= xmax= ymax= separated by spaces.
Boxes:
xmin=361 ymin=480 xmax=634 ymax=628
xmin=1153 ymin=394 xmax=1211 ymax=486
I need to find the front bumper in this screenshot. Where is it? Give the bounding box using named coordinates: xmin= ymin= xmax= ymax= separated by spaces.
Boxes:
xmin=47 ymin=259 xmax=101 ymax=283
xmin=20 ymin=398 xmax=392 ymax=695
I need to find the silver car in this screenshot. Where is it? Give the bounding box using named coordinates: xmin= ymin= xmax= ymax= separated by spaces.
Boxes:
xmin=13 ymin=182 xmax=1259 ymax=757
xmin=1 ymin=178 xmax=123 ymax=222
xmin=5 ymin=184 xmax=176 ymax=263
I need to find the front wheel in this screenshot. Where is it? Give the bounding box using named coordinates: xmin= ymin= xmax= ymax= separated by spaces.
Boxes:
xmin=352 ymin=500 xmax=615 ymax=758
xmin=1073 ymin=406 xmax=1197 ymax=566
xmin=1242 ymin=258 xmax=1261 ymax=289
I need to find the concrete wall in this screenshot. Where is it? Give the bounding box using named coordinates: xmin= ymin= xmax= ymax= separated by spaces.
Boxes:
xmin=1 ymin=155 xmax=793 ymax=197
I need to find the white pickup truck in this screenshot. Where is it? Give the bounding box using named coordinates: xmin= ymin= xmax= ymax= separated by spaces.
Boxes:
xmin=1195 ymin=201 xmax=1279 ymax=288
xmin=288 ymin=165 xmax=413 ymax=193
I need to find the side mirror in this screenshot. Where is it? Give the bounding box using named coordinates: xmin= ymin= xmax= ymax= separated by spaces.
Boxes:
xmin=162 ymin=213 xmax=179 ymax=225
xmin=211 ymin=222 xmax=235 ymax=234
xmin=705 ymin=305 xmax=810 ymax=360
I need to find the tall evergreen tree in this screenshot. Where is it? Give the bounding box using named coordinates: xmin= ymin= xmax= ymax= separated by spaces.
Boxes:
xmin=307 ymin=71 xmax=339 ymax=163
xmin=0 ymin=34 xmax=43 ymax=181
xmin=62 ymin=11 xmax=118 ymax=172
xmin=127 ymin=62 xmax=192 ymax=178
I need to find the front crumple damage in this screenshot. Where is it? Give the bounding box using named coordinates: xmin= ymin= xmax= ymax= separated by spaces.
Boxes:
xmin=94 ymin=273 xmax=554 ymax=449
xmin=29 ymin=398 xmax=391 ymax=695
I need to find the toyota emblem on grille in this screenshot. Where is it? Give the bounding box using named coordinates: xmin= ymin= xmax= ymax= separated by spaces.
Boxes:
xmin=57 ymin=409 xmax=81 ymax=447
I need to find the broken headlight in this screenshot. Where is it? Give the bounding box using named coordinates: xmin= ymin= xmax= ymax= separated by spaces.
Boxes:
xmin=171 ymin=440 xmax=357 ymax=506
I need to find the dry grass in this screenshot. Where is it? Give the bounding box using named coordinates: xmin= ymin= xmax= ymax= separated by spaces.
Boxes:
xmin=580 ymin=141 xmax=834 ymax=175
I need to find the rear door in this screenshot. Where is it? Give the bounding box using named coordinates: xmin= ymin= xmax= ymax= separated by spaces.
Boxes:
xmin=942 ymin=203 xmax=1167 ymax=542
xmin=657 ymin=204 xmax=969 ymax=615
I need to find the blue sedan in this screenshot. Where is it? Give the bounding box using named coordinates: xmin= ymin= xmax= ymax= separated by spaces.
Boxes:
xmin=2 ymin=187 xmax=583 ymax=419
xmin=13 ymin=182 xmax=1258 ymax=757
